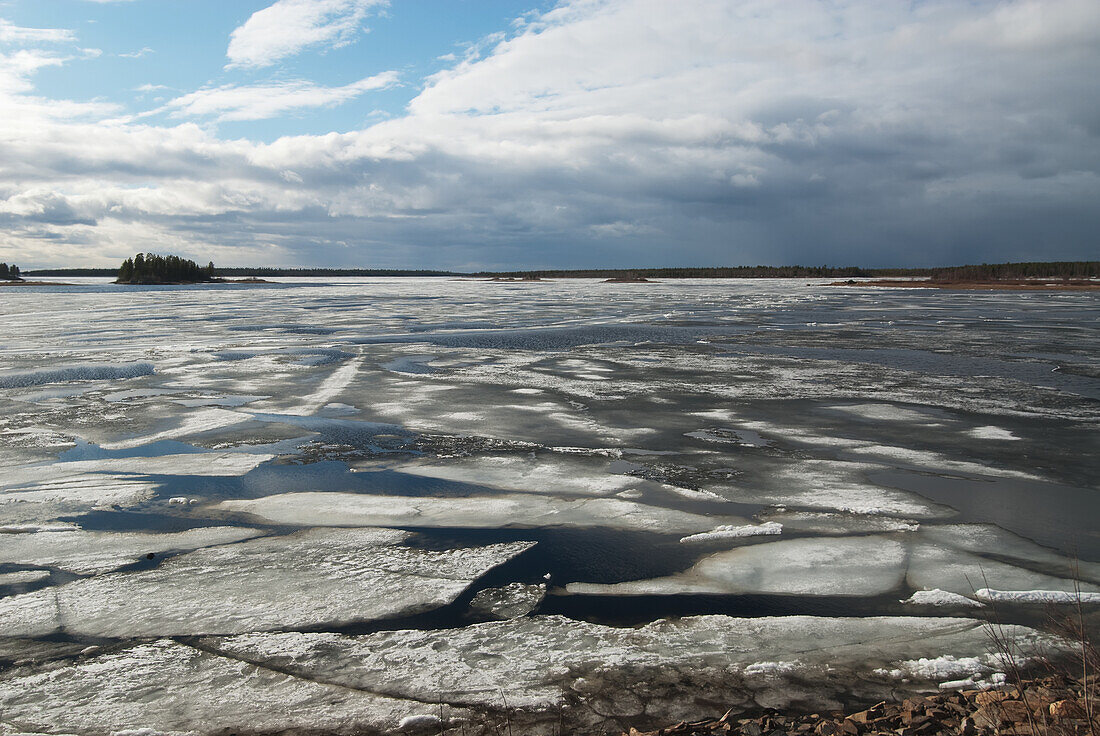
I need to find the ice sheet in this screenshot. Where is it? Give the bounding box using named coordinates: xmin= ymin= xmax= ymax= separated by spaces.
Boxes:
xmin=0 ymin=361 xmax=155 ymax=388
xmin=901 ymin=590 xmax=984 ymax=607
xmin=202 ymin=615 xmax=1054 ymax=725
xmin=469 ymin=582 xmax=546 ymax=619
xmin=217 ymin=491 xmax=746 ymax=534
xmin=0 ymin=570 xmax=49 ymax=586
xmin=0 ymin=526 xmax=263 ymax=575
xmin=56 ymin=451 xmax=274 ymax=477
xmin=569 ymin=537 xmax=909 ymax=597
xmin=570 ymin=528 xmax=1099 ymax=600
xmin=974 ymin=589 xmax=1100 ymax=604
xmin=100 ymin=407 xmax=249 ymax=449
xmin=0 ymin=528 xmax=535 ymax=637
xmin=387 ymin=454 xmax=687 ymax=499
xmin=680 ymin=522 xmax=783 ymax=544
xmin=708 ymin=459 xmax=951 ymax=518
xmin=907 ymin=543 xmax=1100 ymax=596
xmin=0 ymin=638 xmax=453 ymax=735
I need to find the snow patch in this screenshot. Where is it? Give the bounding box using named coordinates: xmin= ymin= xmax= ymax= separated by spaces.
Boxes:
xmin=901 ymin=589 xmax=984 ymax=608
xmin=967 ymin=426 xmax=1020 ymax=441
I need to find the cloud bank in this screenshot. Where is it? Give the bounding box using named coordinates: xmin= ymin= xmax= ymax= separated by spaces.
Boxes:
xmin=1 ymin=0 xmax=1099 ymax=269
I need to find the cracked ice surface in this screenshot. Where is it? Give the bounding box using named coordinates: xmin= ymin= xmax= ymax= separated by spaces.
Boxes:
xmin=569 ymin=529 xmax=1100 ymax=600
xmin=0 ymin=526 xmax=263 ymax=575
xmin=386 ymin=454 xmax=681 ymax=498
xmin=194 ymin=615 xmax=1054 ymax=730
xmin=569 ymin=537 xmax=910 ymax=597
xmin=0 ymin=278 xmax=1096 ymax=733
xmin=469 ymin=582 xmax=547 ymax=620
xmin=0 ymin=528 xmax=535 ymax=637
xmin=0 ymin=638 xmax=451 ymax=736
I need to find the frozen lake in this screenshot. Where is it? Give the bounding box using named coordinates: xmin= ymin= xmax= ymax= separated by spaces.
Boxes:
xmin=0 ymin=277 xmax=1097 ymax=734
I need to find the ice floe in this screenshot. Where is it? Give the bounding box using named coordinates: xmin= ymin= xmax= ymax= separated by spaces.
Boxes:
xmin=0 ymin=570 xmax=49 ymax=586
xmin=469 ymin=582 xmax=546 ymax=619
xmin=571 ymin=527 xmax=1099 ymax=601
xmin=0 ymin=471 xmax=155 ymax=509
xmin=0 ymin=638 xmax=447 ymax=735
xmin=974 ymin=588 xmax=1100 ymax=604
xmin=679 ymin=522 xmax=783 ymax=544
xmin=0 ymin=361 xmax=155 ymax=389
xmin=0 ymin=526 xmax=262 ymax=575
xmin=907 ymin=541 xmax=1100 ymax=597
xmin=822 ymin=403 xmax=942 ymax=423
xmin=685 ymin=428 xmax=773 ymax=447
xmin=900 ymin=589 xmax=984 ymax=608
xmin=0 ymin=528 xmax=534 ymax=637
xmin=217 ymin=492 xmax=747 ymax=534
xmin=757 ymin=510 xmax=920 ymax=534
xmin=709 ymin=459 xmax=950 ymax=517
xmin=100 ymin=407 xmax=249 ymax=449
xmin=569 ymin=537 xmax=909 ymax=597
xmin=387 ymin=454 xmax=684 ymax=499
xmin=197 ymin=615 xmax=1054 ymax=730
xmin=967 ymin=426 xmax=1020 ymax=440
xmin=56 ymin=451 xmax=274 ymax=477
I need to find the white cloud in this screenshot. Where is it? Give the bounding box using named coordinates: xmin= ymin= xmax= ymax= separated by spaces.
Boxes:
xmin=120 ymin=47 xmax=154 ymax=59
xmin=0 ymin=50 xmax=68 ymax=94
xmin=157 ymin=71 xmax=399 ymax=122
xmin=0 ymin=19 xmax=75 ymax=44
xmin=226 ymin=0 xmax=388 ymax=69
xmin=1 ymin=0 xmax=1099 ymax=269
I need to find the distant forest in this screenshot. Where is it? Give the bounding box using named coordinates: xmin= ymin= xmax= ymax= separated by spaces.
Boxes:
xmin=0 ymin=263 xmax=21 ymax=280
xmin=927 ymin=261 xmax=1099 ymax=281
xmin=23 ymin=260 xmax=1099 ymax=281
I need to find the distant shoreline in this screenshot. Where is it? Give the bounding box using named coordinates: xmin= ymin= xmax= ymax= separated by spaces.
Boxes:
xmin=828 ymin=279 xmax=1100 ymax=291
xmin=24 ymin=261 xmax=1100 ymax=282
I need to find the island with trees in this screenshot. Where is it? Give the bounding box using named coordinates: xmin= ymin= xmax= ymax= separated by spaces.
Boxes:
xmin=116 ymin=254 xmax=216 ymax=284
xmin=0 ymin=263 xmax=22 ymax=282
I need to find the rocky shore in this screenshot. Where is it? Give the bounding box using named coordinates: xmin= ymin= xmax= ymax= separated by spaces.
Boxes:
xmin=624 ymin=675 xmax=1098 ymax=736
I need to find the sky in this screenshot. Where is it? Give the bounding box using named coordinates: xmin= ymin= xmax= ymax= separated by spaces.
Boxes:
xmin=0 ymin=0 xmax=1098 ymax=270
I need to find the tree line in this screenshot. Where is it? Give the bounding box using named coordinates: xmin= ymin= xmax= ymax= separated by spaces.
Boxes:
xmin=473 ymin=265 xmax=873 ymax=279
xmin=19 ymin=259 xmax=1098 ymax=282
xmin=0 ymin=263 xmax=21 ymax=280
xmin=117 ymin=254 xmax=216 ymax=284
xmin=928 ymin=261 xmax=1099 ymax=281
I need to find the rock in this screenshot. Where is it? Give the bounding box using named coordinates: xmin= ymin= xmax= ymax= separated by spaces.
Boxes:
xmin=973 ymin=690 xmax=1010 ymax=707
xmin=1049 ymin=699 xmax=1086 ymax=720
xmin=972 ymin=700 xmax=1030 ymax=729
